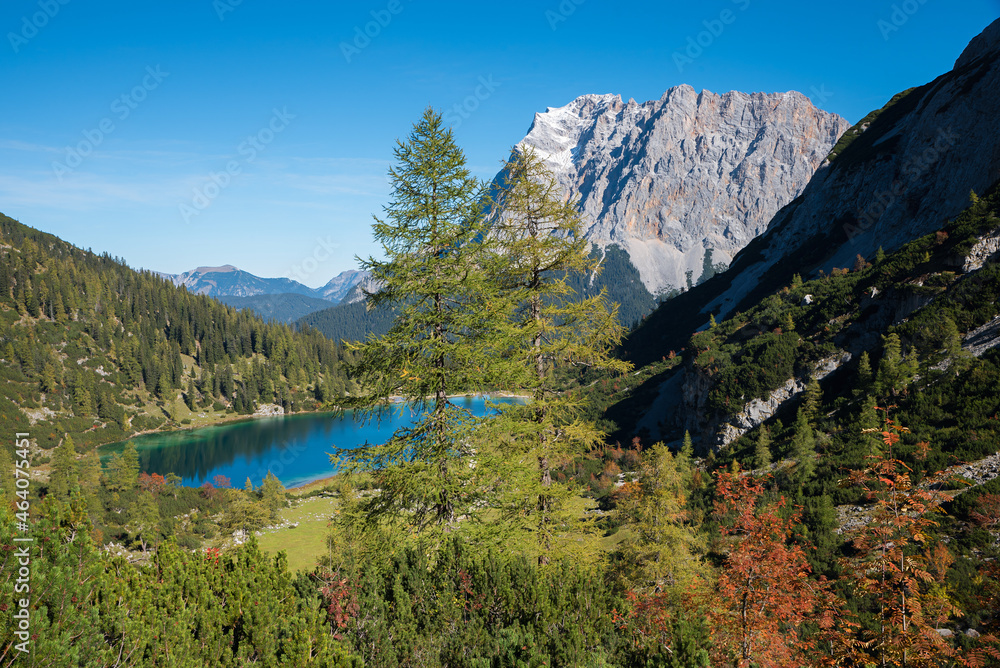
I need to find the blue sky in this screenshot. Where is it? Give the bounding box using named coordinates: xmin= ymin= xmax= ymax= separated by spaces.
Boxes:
xmin=1 ymin=0 xmax=997 ymax=287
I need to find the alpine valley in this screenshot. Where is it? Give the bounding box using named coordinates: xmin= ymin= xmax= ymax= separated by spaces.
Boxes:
xmin=3 ymin=16 xmax=1000 ymax=668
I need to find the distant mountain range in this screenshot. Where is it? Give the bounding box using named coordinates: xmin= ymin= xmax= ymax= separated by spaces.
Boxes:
xmin=158 ymin=265 xmax=369 ymax=303
xmin=156 ymin=265 xmax=370 ymax=322
xmin=181 ymin=86 xmax=848 ymax=340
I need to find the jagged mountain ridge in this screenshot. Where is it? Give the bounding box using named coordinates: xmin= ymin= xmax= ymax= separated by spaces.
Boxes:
xmin=518 ymin=86 xmax=851 ymax=294
xmin=159 ymin=265 xmax=369 ymax=304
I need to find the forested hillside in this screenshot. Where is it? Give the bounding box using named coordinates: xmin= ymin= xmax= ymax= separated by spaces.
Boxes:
xmin=295 ymin=297 xmax=397 ymax=344
xmin=0 ymin=213 xmax=357 ymax=453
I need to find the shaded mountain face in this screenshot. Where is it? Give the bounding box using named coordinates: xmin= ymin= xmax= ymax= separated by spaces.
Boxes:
xmin=162 ymin=265 xmax=319 ymax=299
xmin=517 ymin=85 xmax=850 ymax=295
xmin=159 ymin=266 xmax=368 ymax=304
xmin=626 ymin=18 xmax=1000 ymax=367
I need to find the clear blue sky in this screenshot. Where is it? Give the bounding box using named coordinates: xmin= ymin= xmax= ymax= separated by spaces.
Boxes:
xmin=1 ymin=0 xmax=997 ymax=287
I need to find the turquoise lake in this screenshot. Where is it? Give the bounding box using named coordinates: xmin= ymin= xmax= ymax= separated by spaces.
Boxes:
xmin=100 ymin=396 xmax=517 ymax=489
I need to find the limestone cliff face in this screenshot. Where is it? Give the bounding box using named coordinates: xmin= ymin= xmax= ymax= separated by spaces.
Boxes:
xmin=611 ymin=19 xmax=1000 ymax=451
xmin=517 ymin=86 xmax=850 ymax=295
xmin=701 ymin=18 xmax=1000 ymax=321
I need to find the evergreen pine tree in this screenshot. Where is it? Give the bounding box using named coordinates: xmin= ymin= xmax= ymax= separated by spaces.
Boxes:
xmin=185 ymin=378 xmax=197 ymax=410
xmin=681 ymin=430 xmax=694 ymax=459
xmin=875 ymin=333 xmax=917 ymax=397
xmin=129 ymin=490 xmax=160 ymax=553
xmin=856 ymin=351 xmax=873 ymax=394
xmin=105 ymin=441 xmax=140 ymax=493
xmin=790 ymin=408 xmax=816 ymax=484
xmin=41 ymin=362 xmax=58 ymax=394
xmin=801 ymin=375 xmax=823 ymax=422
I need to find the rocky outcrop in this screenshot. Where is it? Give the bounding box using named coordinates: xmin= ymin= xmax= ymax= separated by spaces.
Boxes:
xmin=517 ymin=86 xmax=850 ymax=295
xmin=964 ymin=316 xmax=1000 ymax=357
xmin=678 ymin=353 xmax=851 ymax=450
xmin=253 ymin=403 xmax=285 ymax=417
xmin=714 ymin=353 xmax=851 ymax=447
xmin=963 ymin=229 xmax=1000 ymax=273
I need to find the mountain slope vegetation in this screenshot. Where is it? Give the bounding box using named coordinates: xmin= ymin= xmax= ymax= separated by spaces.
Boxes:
xmin=0 ymin=213 xmax=357 ymax=454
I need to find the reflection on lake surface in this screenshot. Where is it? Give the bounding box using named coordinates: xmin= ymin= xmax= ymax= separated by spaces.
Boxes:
xmin=100 ymin=396 xmax=516 ymax=489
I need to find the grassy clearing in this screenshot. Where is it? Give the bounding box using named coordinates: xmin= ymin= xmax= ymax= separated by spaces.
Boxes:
xmin=257 ymin=495 xmax=339 ymax=573
xmin=257 ymin=488 xmax=627 ymax=574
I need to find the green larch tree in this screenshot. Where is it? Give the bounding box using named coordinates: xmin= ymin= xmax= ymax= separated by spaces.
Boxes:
xmin=475 ymin=147 xmax=631 ymax=560
xmin=753 ymin=425 xmax=772 ymax=470
xmin=333 ymin=108 xmax=508 ymax=542
xmin=612 ymin=443 xmax=705 ymax=593
xmin=260 ymin=471 xmax=286 ymax=521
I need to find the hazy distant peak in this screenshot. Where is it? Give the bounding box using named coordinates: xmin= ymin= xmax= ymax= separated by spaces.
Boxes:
xmin=191 ymin=264 xmax=238 ymax=274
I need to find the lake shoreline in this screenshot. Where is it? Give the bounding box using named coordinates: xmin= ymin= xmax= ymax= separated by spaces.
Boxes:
xmin=102 ymin=395 xmax=523 ymax=491
xmin=119 ymin=392 xmax=530 ymax=444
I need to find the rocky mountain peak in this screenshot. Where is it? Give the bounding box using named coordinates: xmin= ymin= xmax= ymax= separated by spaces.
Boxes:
xmin=517 ymin=85 xmax=850 ymax=294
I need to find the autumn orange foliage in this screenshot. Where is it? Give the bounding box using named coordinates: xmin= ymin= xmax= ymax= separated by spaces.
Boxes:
xmin=709 ymin=470 xmax=843 ymax=667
